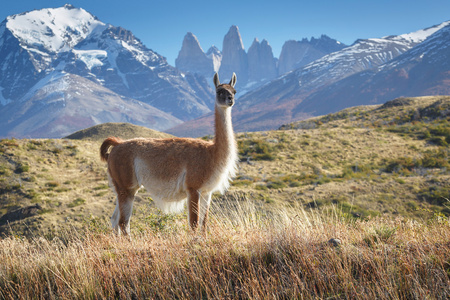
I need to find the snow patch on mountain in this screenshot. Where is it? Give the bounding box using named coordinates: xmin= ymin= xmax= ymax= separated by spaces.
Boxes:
xmin=385 ymin=22 xmax=450 ymax=69
xmin=20 ymin=72 xmax=69 ymax=103
xmin=73 ymin=49 xmax=107 ymax=70
xmin=292 ymin=22 xmax=450 ymax=90
xmin=0 ymin=87 xmax=11 ymax=106
xmin=206 ymin=46 xmax=222 ymax=72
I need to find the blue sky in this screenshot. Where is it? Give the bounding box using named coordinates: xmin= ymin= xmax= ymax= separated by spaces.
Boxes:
xmin=2 ymin=0 xmax=450 ymax=65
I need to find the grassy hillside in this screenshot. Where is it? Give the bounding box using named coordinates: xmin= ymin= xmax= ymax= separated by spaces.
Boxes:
xmin=65 ymin=122 xmax=173 ymax=141
xmin=0 ymin=96 xmax=449 ymax=237
xmin=0 ymin=97 xmax=449 ymax=298
xmin=232 ymin=96 xmax=449 ymax=219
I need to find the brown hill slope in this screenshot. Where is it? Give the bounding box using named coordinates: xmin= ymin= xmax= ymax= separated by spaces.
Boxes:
xmin=65 ymin=122 xmax=173 ymax=141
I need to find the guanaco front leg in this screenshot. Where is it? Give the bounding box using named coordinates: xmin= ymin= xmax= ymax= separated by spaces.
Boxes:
xmin=199 ymin=192 xmax=212 ymax=232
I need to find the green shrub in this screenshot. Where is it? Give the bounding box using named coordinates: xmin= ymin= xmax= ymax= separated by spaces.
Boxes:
xmin=232 ymin=179 xmax=253 ymax=187
xmin=45 ymin=181 xmax=60 ymax=191
xmin=255 ymin=184 xmax=268 ymax=191
xmin=1 ymin=139 xmax=19 ymax=147
xmin=419 ymin=186 xmax=450 ymax=206
xmin=38 ymin=208 xmax=55 ymax=215
xmin=427 ymin=137 xmax=447 ymax=146
xmin=341 ymin=163 xmax=374 ymax=179
xmin=46 ymin=181 xmax=59 ymax=187
xmin=26 ymin=189 xmax=40 ymax=201
xmin=314 ymin=176 xmax=332 ymax=185
xmin=384 ymin=157 xmax=416 ymax=173
xmin=68 ymin=198 xmax=86 ymax=208
xmin=266 ymin=180 xmax=286 ymax=189
xmin=0 ymin=164 xmax=9 ymax=175
xmin=289 ymin=181 xmax=302 ymax=187
xmin=93 ymin=184 xmax=109 ymax=191
xmin=15 ymin=163 xmax=30 ymax=173
xmin=421 ymin=149 xmax=449 ymax=169
xmin=238 ymin=139 xmax=276 ymax=161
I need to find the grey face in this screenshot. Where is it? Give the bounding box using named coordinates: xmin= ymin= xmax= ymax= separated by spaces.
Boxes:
xmin=216 ymin=85 xmax=236 ymax=107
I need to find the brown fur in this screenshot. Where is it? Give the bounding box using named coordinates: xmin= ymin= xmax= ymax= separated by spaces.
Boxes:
xmin=100 ymin=73 xmax=237 ymax=235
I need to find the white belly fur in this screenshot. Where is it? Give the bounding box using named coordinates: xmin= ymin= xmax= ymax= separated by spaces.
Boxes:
xmin=134 ymin=158 xmax=187 ymax=213
xmin=133 ymin=154 xmax=235 ymax=214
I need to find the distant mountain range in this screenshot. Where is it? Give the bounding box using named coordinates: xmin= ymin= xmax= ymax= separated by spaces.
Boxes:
xmin=168 ymin=21 xmax=450 ymax=136
xmin=1 ymin=4 xmax=449 ymax=138
xmin=175 ymin=26 xmax=346 ymax=93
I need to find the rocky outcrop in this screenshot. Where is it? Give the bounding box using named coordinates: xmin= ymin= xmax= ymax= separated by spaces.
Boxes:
xmin=219 ymin=25 xmax=248 ymax=86
xmin=247 ymin=38 xmax=278 ymax=83
xmin=175 ymin=32 xmax=214 ymax=78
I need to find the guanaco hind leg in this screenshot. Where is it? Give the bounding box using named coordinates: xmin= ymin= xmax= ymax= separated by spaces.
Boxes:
xmin=112 ymin=186 xmax=138 ymax=235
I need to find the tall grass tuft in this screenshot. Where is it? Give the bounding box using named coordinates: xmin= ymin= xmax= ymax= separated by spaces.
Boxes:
xmin=0 ymin=193 xmax=449 ymax=299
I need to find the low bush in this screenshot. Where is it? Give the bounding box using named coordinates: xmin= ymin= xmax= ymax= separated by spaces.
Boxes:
xmin=238 ymin=139 xmax=276 ymax=161
xmin=68 ymin=198 xmax=86 ymax=208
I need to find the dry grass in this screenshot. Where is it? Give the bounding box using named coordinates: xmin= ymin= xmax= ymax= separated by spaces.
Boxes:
xmin=0 ymin=195 xmax=449 ymax=299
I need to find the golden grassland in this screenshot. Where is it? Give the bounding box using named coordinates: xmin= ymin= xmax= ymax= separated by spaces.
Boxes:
xmin=0 ymin=198 xmax=449 ymax=299
xmin=0 ymin=96 xmax=449 ymax=298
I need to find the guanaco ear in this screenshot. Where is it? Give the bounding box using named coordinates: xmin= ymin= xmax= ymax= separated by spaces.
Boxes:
xmin=229 ymin=72 xmax=237 ymax=87
xmin=213 ymin=73 xmax=220 ymax=88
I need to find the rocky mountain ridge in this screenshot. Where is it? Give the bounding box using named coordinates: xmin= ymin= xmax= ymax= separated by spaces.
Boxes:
xmin=175 ymin=26 xmax=346 ymax=91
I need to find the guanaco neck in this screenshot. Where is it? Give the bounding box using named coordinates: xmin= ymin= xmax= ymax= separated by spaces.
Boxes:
xmin=213 ymin=104 xmax=236 ymax=163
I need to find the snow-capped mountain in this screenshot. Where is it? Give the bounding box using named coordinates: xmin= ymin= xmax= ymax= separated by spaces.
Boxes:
xmin=292 ymin=21 xmax=450 ymax=116
xmin=0 ymin=4 xmax=213 ymax=138
xmin=168 ymin=21 xmax=450 ymax=136
xmin=231 ymin=21 xmax=450 ymax=127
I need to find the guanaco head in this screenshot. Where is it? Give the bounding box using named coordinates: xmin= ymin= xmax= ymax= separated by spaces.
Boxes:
xmin=213 ymin=72 xmax=237 ymax=108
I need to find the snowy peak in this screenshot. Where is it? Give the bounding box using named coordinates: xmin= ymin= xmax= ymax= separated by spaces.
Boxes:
xmin=5 ymin=4 xmax=106 ymax=53
xmin=385 ymin=21 xmax=450 ymax=70
xmin=385 ymin=20 xmax=450 ymax=44
xmin=295 ymin=26 xmax=436 ymax=88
